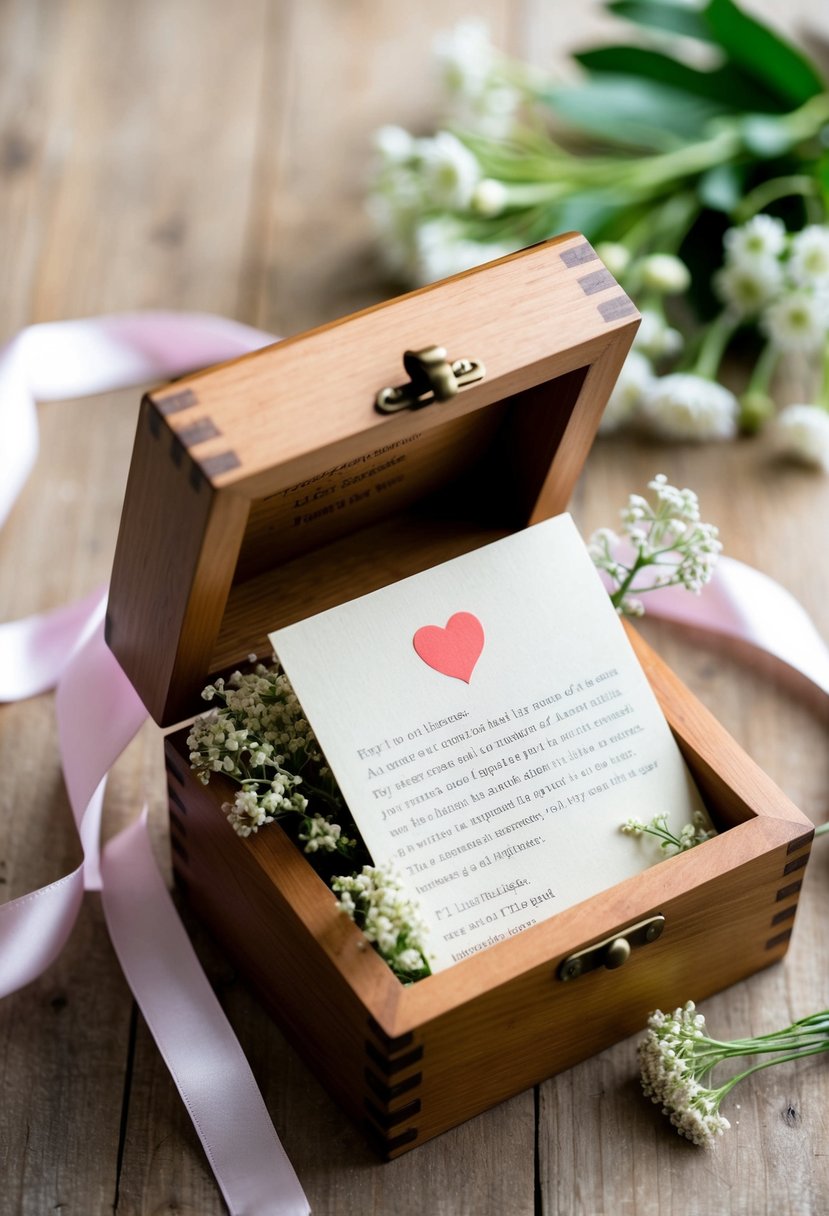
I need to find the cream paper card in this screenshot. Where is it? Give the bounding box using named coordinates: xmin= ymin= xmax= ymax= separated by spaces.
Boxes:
xmin=269 ymin=514 xmax=705 ymax=972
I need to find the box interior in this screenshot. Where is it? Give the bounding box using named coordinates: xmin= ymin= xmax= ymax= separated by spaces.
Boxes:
xmin=210 ymin=366 xmax=590 ymax=671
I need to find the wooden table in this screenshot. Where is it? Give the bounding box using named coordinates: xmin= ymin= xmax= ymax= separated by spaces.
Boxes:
xmin=2 ymin=3 xmax=828 ymax=1213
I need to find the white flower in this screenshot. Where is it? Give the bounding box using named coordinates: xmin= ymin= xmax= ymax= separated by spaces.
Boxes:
xmin=463 ymin=83 xmax=524 ymax=138
xmin=762 ymin=288 xmax=829 ymax=352
xmin=472 ymin=177 xmax=508 ymax=217
xmin=640 ymin=254 xmax=691 ymax=296
xmin=788 ymin=224 xmax=829 ymax=286
xmin=714 ymin=255 xmax=783 ymax=317
xmin=366 ymin=173 xmax=423 ymax=276
xmin=433 ymin=20 xmax=496 ymax=101
xmin=299 ymin=813 xmax=344 ymax=854
xmin=333 ymin=862 xmax=431 ymax=979
xmin=590 ymin=474 xmax=720 ymax=616
xmin=768 ymin=403 xmax=829 ymax=471
xmin=418 ymin=131 xmax=481 ymax=211
xmin=723 ymin=213 xmax=786 ymax=263
xmin=642 ymin=373 xmax=738 ymax=440
xmin=633 ymin=308 xmax=683 ymax=361
xmin=373 ymin=124 xmax=416 ymax=166
xmin=414 ymin=217 xmax=512 ymax=285
xmin=599 ymin=349 xmax=654 ymax=433
xmin=596 ymin=242 xmax=631 ymax=278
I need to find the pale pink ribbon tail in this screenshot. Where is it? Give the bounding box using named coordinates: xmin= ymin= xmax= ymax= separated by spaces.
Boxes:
xmin=642 ymin=558 xmax=829 ymax=697
xmin=0 ymin=312 xmax=309 ymax=1216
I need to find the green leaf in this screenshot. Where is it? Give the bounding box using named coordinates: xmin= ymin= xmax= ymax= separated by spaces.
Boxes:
xmin=606 ymin=1 xmax=713 ymax=42
xmin=543 ymin=192 xmax=634 ymax=241
xmin=704 ymin=0 xmax=826 ymax=109
xmin=574 ymin=45 xmax=786 ymax=113
xmin=547 ymin=75 xmax=727 ymax=148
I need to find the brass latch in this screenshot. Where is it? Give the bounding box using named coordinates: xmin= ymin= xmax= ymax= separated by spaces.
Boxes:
xmin=375 ymin=345 xmax=485 ymax=414
xmin=557 ymin=914 xmax=665 ymax=981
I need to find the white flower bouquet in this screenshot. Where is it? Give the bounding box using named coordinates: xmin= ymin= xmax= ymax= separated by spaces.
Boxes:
xmin=368 ymin=2 xmax=829 ymax=463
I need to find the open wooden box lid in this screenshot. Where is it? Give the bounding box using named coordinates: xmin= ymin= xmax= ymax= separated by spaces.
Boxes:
xmin=107 ymin=235 xmax=638 ymax=726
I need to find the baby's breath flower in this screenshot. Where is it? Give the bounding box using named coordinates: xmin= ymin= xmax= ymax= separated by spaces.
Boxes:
xmin=591 ymin=473 xmax=721 ymax=615
xmin=621 ymin=809 xmax=715 ymax=856
xmin=333 ymin=862 xmax=432 ymax=982
xmin=640 ymin=1001 xmax=829 ymax=1146
xmin=768 ymin=403 xmax=829 ymax=471
xmin=188 ymin=660 xmax=354 ymax=850
xmin=641 ymin=373 xmax=738 ymax=441
xmin=299 ymin=812 xmax=354 ymax=854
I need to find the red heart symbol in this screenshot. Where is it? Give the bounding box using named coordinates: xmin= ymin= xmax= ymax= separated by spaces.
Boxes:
xmin=412 ymin=612 xmax=485 ymax=683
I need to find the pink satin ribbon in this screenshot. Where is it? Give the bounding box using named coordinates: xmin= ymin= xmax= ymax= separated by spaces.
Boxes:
xmin=0 ymin=313 xmax=309 ymax=1216
xmin=1 ymin=311 xmax=828 ymax=1214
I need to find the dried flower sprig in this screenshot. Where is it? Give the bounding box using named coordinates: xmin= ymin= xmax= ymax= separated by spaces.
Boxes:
xmin=589 ymin=474 xmax=722 ymax=616
xmin=189 ymin=660 xmax=432 ymax=981
xmin=187 ymin=661 xmax=355 ymax=852
xmin=621 ymin=810 xmax=715 ymax=856
xmin=332 ymin=862 xmax=432 ymax=983
xmin=640 ymin=1001 xmax=829 ymax=1145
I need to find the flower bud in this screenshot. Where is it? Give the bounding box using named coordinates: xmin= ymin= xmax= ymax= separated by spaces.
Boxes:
xmin=641 ymin=254 xmax=691 ymax=296
xmin=472 ymin=177 xmax=508 ymax=217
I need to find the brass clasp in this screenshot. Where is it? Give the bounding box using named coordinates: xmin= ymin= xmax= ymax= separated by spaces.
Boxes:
xmin=375 ymin=345 xmax=485 ymax=414
xmin=557 ymin=914 xmax=665 ymax=982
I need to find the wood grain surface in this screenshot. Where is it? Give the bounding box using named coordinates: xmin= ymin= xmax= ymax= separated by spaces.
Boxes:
xmin=1 ymin=2 xmax=828 ymax=1214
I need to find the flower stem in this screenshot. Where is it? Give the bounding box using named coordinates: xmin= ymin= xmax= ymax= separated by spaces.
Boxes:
xmin=734 ymin=175 xmax=817 ymax=223
xmin=693 ymin=311 xmax=738 ymax=381
xmin=720 ymin=1041 xmax=829 ymax=1096
xmin=748 ymin=341 xmax=780 ymax=397
xmin=609 ymin=556 xmax=644 ymax=612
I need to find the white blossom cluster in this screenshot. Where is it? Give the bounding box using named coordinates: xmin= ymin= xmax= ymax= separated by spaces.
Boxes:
xmin=601 ymin=218 xmax=829 ymax=445
xmin=369 ymin=129 xmax=515 ymax=285
xmin=433 ymin=19 xmax=525 ymax=138
xmin=717 ymin=216 xmax=829 ymax=345
xmin=188 ymin=661 xmax=351 ymax=849
xmin=769 ymin=401 xmax=829 ymax=471
xmin=367 ymin=22 xmax=829 ymax=463
xmin=189 ymin=663 xmax=432 ymax=982
xmin=621 ymin=810 xmax=715 ymax=856
xmin=639 ymin=1003 xmax=732 ymax=1145
xmin=332 ymin=863 xmax=432 ymax=982
xmin=639 ymin=1001 xmax=829 ymax=1146
xmin=589 ymin=474 xmax=722 ymax=616
xmin=367 ymin=23 xmax=542 ymax=284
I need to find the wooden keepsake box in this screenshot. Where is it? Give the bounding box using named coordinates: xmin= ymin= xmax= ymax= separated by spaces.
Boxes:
xmin=106 ymin=236 xmax=814 ymax=1158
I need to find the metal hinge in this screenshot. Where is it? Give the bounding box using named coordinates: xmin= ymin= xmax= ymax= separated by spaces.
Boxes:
xmin=375 ymin=345 xmax=485 ymax=414
xmin=557 ymin=914 xmax=665 ymax=981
